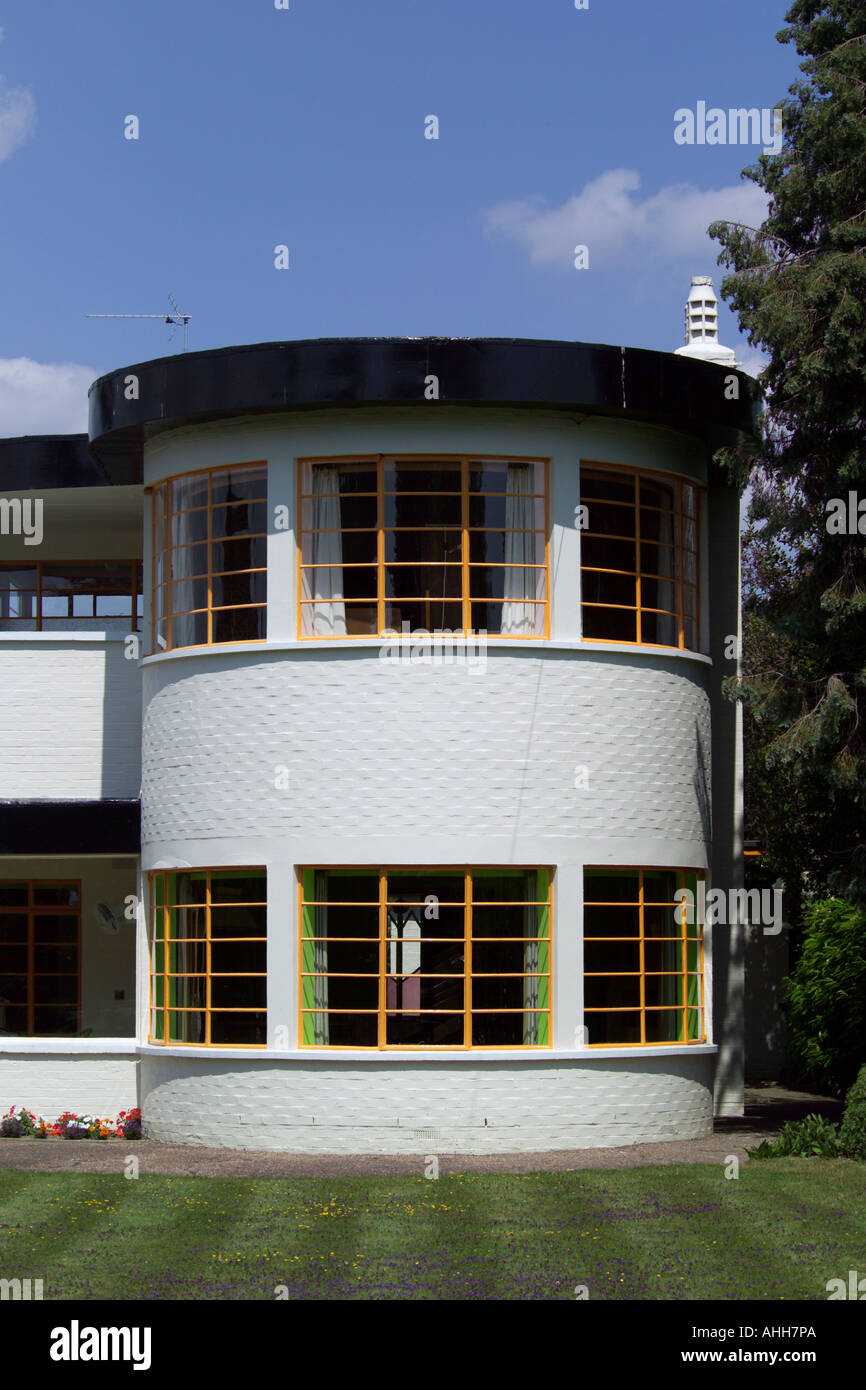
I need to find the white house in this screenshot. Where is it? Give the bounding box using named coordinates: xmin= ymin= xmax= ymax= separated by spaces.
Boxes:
xmin=0 ymin=325 xmax=759 ymax=1152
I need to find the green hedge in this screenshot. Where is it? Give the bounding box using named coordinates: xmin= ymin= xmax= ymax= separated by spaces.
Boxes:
xmin=839 ymin=1065 xmax=866 ymax=1161
xmin=786 ymin=897 xmax=866 ymax=1096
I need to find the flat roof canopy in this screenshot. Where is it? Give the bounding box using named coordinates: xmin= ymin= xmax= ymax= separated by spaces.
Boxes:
xmin=86 ymin=337 xmax=760 ymax=485
xmin=0 ymin=800 xmax=141 ymax=855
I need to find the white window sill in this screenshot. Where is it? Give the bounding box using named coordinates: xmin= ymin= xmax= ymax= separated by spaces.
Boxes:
xmin=0 ymin=632 xmax=134 ymax=643
xmin=135 ymin=1043 xmax=717 ymax=1063
xmin=141 ymin=639 xmax=712 ymax=667
xmin=0 ymin=1037 xmax=137 ymax=1054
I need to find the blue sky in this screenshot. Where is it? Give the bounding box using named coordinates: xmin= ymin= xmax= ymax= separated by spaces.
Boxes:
xmin=0 ymin=0 xmax=798 ymax=432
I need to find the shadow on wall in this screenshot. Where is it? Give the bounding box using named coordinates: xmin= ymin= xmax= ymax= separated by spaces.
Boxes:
xmin=100 ymin=634 xmax=142 ymax=798
xmin=743 ymin=922 xmax=790 ymax=1082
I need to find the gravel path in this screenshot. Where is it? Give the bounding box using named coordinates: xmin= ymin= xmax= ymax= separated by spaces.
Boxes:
xmin=0 ymin=1085 xmax=841 ymax=1177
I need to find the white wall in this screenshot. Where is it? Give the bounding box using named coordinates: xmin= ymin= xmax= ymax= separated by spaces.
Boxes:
xmin=0 ymin=637 xmax=141 ymax=798
xmin=140 ymin=1050 xmax=715 ymax=1153
xmin=0 ymin=1045 xmax=138 ymax=1122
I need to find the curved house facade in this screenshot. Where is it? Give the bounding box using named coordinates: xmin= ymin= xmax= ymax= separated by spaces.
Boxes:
xmin=0 ymin=338 xmax=755 ymax=1151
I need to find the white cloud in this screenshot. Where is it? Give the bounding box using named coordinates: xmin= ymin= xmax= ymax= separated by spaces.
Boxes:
xmin=737 ymin=349 xmax=769 ymax=380
xmin=0 ymin=73 xmax=36 ymax=164
xmin=484 ymin=169 xmax=768 ymax=268
xmin=0 ymin=359 xmax=96 ymax=435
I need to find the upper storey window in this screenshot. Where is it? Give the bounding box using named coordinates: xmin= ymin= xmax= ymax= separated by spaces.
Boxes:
xmin=580 ymin=466 xmax=700 ymax=650
xmin=151 ymin=464 xmax=267 ymax=652
xmin=0 ymin=562 xmax=142 ymax=632
xmin=298 ymin=457 xmax=548 ymax=638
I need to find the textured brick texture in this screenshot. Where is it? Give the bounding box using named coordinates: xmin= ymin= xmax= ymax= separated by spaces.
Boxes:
xmin=141 ymin=1054 xmax=714 ymax=1153
xmin=142 ymin=650 xmax=711 ymax=853
xmin=0 ymin=1055 xmax=139 ymax=1122
xmin=0 ymin=640 xmax=141 ymax=799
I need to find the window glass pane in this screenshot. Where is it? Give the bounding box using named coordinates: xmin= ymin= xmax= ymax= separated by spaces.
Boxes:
xmin=0 ymin=884 xmax=29 ymax=907
xmin=171 ymin=475 xmax=209 ymax=511
xmin=586 ymin=501 xmax=635 ymax=538
xmin=385 ymin=529 xmax=461 ymax=564
xmin=384 ymin=463 xmax=461 ymax=493
xmin=385 ymin=565 xmax=462 ymax=600
xmin=212 ymin=607 xmax=265 ymax=643
xmin=581 ymin=536 xmax=636 ymax=572
xmin=33 ymin=1006 xmax=77 ymax=1036
xmin=581 ymin=470 xmax=635 ymax=504
xmin=386 ymin=1011 xmax=463 ymax=1046
xmin=385 ymin=600 xmax=463 ymax=632
xmin=385 ymin=494 xmax=461 ymax=527
xmin=212 ymin=571 xmax=267 ymax=607
xmin=0 ymin=916 xmax=28 ymax=943
xmin=211 ymin=466 xmax=267 ymax=505
xmin=640 ymin=611 xmax=679 ymax=646
xmin=471 ymin=1012 xmax=540 ymax=1046
xmin=581 ymin=606 xmax=637 ymax=642
xmin=581 ymin=570 xmax=635 ymax=607
xmin=585 ymin=1011 xmax=641 ymax=1045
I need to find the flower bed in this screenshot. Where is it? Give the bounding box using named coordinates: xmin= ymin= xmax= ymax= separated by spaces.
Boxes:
xmin=0 ymin=1106 xmax=142 ymax=1139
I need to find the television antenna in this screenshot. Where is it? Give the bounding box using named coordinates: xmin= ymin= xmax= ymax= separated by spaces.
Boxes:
xmin=86 ymin=293 xmax=190 ymax=351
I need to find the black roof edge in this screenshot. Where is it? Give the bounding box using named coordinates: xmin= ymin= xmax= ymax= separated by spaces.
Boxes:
xmin=0 ymin=799 xmax=141 ymax=856
xmin=0 ymin=433 xmax=116 ymax=491
xmin=87 ymin=337 xmax=761 ymax=487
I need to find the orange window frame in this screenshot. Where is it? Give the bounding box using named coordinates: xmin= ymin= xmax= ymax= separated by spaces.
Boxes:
xmin=297 ymin=865 xmax=553 ymax=1050
xmin=0 ymin=562 xmax=142 ymax=632
xmin=583 ymin=866 xmax=706 ymax=1047
xmin=296 ymin=455 xmax=550 ymax=640
xmin=0 ymin=879 xmax=81 ymax=1036
xmin=148 ymin=868 xmax=267 ymax=1048
xmin=149 ymin=462 xmax=268 ymax=655
xmin=579 ymin=460 xmax=702 ymax=652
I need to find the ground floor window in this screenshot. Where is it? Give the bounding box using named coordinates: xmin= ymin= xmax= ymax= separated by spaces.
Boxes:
xmin=0 ymin=881 xmax=80 ymax=1036
xmin=149 ymin=869 xmax=267 ymax=1046
xmin=583 ymin=868 xmax=705 ymax=1045
xmin=299 ymin=868 xmax=551 ymax=1048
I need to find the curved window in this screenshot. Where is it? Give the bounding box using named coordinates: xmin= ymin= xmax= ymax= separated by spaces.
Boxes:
xmin=298 ymin=457 xmax=548 ymax=638
xmin=299 ymin=868 xmax=551 ymax=1048
xmin=583 ymin=868 xmax=705 ymax=1045
xmin=149 ymin=869 xmax=267 ymax=1046
xmin=151 ymin=464 xmax=267 ymax=652
xmin=580 ymin=465 xmax=699 ymax=649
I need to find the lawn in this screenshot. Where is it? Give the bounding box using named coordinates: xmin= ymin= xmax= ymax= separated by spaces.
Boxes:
xmin=0 ymin=1159 xmax=863 ymax=1300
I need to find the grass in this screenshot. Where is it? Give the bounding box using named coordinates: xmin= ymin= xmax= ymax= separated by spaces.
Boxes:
xmin=0 ymin=1159 xmax=863 ymax=1300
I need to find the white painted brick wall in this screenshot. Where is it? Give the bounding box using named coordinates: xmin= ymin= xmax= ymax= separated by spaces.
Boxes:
xmin=141 ymin=1054 xmax=714 ymax=1153
xmin=0 ymin=1055 xmax=139 ymax=1122
xmin=0 ymin=640 xmax=141 ymax=799
xmin=142 ymin=651 xmax=711 ymax=855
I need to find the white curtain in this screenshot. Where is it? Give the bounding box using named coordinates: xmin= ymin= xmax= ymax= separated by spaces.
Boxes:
xmin=501 ymin=464 xmax=542 ymax=635
xmin=648 ymin=496 xmax=678 ymax=646
xmin=170 ymin=503 xmax=202 ymax=646
xmin=314 ymin=872 xmax=329 ymax=1045
xmin=302 ymin=467 xmax=346 ymax=637
xmin=522 ymin=874 xmax=539 ymax=1044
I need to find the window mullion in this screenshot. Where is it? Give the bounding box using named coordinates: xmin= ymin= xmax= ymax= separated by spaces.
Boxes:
xmin=677 ymin=483 xmax=685 ymax=650
xmin=377 ymin=459 xmax=385 ymax=636
xmin=206 ymin=473 xmax=213 ymax=646
xmin=461 ymin=458 xmax=470 ymax=634
xmin=205 ymin=871 xmax=212 ymax=1046
xmin=26 ymin=884 xmax=34 ymax=1036
xmin=378 ymin=869 xmax=387 ymax=1048
xmin=464 ymin=870 xmax=472 ymax=1047
xmin=638 ymin=870 xmax=646 ymax=1044
xmin=634 ymin=473 xmax=641 ymax=645
xmin=681 ymin=870 xmax=688 ymax=1042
